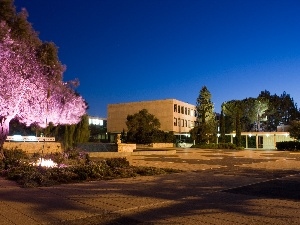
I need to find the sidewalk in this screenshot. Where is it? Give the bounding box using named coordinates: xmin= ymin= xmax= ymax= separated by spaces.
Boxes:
xmin=0 ymin=149 xmax=300 ymax=224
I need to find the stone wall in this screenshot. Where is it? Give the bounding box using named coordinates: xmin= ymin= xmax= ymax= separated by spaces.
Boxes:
xmin=117 ymin=143 xmax=136 ymax=152
xmin=150 ymin=143 xmax=174 ymax=148
xmin=3 ymin=142 xmax=63 ymax=154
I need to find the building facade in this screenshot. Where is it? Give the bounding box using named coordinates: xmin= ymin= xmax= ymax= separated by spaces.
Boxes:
xmin=88 ymin=116 xmax=107 ymax=141
xmin=107 ymin=99 xmax=197 ymax=137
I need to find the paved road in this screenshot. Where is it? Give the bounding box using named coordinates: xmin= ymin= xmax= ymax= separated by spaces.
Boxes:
xmin=0 ymin=149 xmax=300 ymax=224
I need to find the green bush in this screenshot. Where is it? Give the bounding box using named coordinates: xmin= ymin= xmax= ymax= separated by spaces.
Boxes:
xmin=1 ymin=152 xmax=181 ymax=187
xmin=191 ymin=143 xmax=239 ymax=149
xmin=105 ymin=157 xmax=130 ymax=168
xmin=0 ymin=148 xmax=28 ymax=169
xmin=276 ymin=141 xmax=300 ymax=151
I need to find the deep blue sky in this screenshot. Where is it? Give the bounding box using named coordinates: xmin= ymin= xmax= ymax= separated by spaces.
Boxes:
xmin=14 ymin=0 xmax=300 ymax=117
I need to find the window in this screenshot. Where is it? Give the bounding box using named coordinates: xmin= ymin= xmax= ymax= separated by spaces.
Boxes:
xmin=185 ymin=120 xmax=187 ymax=127
xmin=190 ymin=121 xmax=194 ymax=128
xmin=174 ymin=104 xmax=177 ymax=112
xmin=188 ymin=108 xmax=190 ymax=115
xmin=185 ymin=107 xmax=187 ymax=115
xmin=178 ymin=105 xmax=180 ymax=113
xmin=174 ymin=117 xmax=177 ymax=126
xmin=182 ymin=119 xmax=184 ymax=127
xmin=178 ymin=118 xmax=181 ymax=126
xmin=181 ymin=106 xmax=184 ymax=114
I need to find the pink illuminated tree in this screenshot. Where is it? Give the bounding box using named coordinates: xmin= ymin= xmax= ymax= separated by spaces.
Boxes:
xmin=0 ymin=21 xmax=86 ymax=154
xmin=23 ymin=80 xmax=87 ymax=129
xmin=0 ymin=22 xmax=45 ymax=151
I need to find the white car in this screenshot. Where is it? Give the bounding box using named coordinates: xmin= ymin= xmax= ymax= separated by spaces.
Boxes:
xmin=177 ymin=140 xmax=193 ymax=148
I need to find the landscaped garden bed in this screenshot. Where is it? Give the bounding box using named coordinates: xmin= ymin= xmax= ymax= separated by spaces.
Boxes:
xmin=0 ymin=148 xmax=181 ymax=188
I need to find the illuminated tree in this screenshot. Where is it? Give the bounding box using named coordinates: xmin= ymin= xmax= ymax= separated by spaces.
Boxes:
xmin=0 ymin=22 xmax=45 ymax=151
xmin=0 ymin=22 xmax=86 ymax=154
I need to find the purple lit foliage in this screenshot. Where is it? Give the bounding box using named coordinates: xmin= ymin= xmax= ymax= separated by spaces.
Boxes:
xmin=0 ymin=21 xmax=86 ymax=152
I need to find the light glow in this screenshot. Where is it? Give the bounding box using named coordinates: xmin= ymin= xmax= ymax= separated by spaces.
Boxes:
xmin=33 ymin=158 xmax=57 ymax=168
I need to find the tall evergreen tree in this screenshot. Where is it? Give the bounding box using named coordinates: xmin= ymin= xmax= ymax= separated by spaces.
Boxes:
xmin=191 ymin=86 xmax=216 ymax=144
xmin=73 ymin=114 xmax=90 ymax=144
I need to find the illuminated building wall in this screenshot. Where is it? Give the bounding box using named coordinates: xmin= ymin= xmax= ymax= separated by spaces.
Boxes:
xmin=107 ymin=99 xmax=197 ymax=135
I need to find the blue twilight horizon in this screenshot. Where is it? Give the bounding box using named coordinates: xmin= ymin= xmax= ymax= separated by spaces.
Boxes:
xmin=14 ymin=0 xmax=300 ymax=117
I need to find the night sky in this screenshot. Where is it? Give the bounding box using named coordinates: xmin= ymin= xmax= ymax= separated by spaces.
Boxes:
xmin=14 ymin=0 xmax=300 ymax=117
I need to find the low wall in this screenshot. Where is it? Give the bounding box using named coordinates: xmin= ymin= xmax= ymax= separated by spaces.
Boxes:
xmin=3 ymin=142 xmax=63 ymax=154
xmin=150 ymin=143 xmax=174 ymax=148
xmin=117 ymin=143 xmax=136 ymax=152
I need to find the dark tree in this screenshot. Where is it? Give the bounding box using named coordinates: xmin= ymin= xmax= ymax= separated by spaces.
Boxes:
xmin=126 ymin=109 xmax=161 ymax=144
xmin=219 ymin=110 xmax=226 ymax=143
xmin=289 ymin=120 xmax=300 ymax=140
xmin=258 ymin=90 xmax=300 ymax=131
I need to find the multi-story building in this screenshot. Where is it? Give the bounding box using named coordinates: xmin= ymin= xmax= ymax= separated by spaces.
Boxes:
xmin=107 ymin=99 xmax=197 ymax=140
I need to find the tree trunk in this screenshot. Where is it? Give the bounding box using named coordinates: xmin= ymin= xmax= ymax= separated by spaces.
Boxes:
xmin=0 ymin=117 xmax=10 ymax=156
xmin=235 ymin=112 xmax=242 ymax=147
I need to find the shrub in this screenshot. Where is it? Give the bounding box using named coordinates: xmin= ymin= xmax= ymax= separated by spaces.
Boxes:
xmin=0 ymin=148 xmax=28 ymax=169
xmin=191 ymin=143 xmax=238 ymax=149
xmin=105 ymin=157 xmax=130 ymax=168
xmin=276 ymin=141 xmax=300 ymax=151
xmin=71 ymin=161 xmax=109 ymax=180
xmin=1 ymin=152 xmax=181 ymax=187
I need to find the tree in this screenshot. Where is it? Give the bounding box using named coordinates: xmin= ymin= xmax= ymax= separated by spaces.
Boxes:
xmin=0 ymin=4 xmax=87 ymax=154
xmin=219 ymin=110 xmax=226 ymax=143
xmin=191 ymin=86 xmax=216 ymax=144
xmin=289 ymin=120 xmax=300 ymax=140
xmin=222 ymin=100 xmax=243 ymax=147
xmin=0 ymin=21 xmax=46 ymax=151
xmin=73 ymin=114 xmax=90 ymax=144
xmin=242 ymin=97 xmax=269 ymax=131
xmin=126 ymin=109 xmax=160 ymax=144
xmin=258 ymin=90 xmax=300 ymax=131
xmin=196 ymin=86 xmax=215 ymax=124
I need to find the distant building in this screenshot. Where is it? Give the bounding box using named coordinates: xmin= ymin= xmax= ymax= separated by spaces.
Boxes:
xmin=107 ymin=99 xmax=197 ymax=140
xmin=88 ymin=116 xmax=107 ymax=141
xmin=88 ymin=116 xmax=107 ymax=126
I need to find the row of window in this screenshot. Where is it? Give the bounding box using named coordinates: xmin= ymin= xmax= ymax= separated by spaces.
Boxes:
xmin=174 ymin=104 xmax=196 ymax=117
xmin=174 ymin=117 xmax=195 ymax=128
